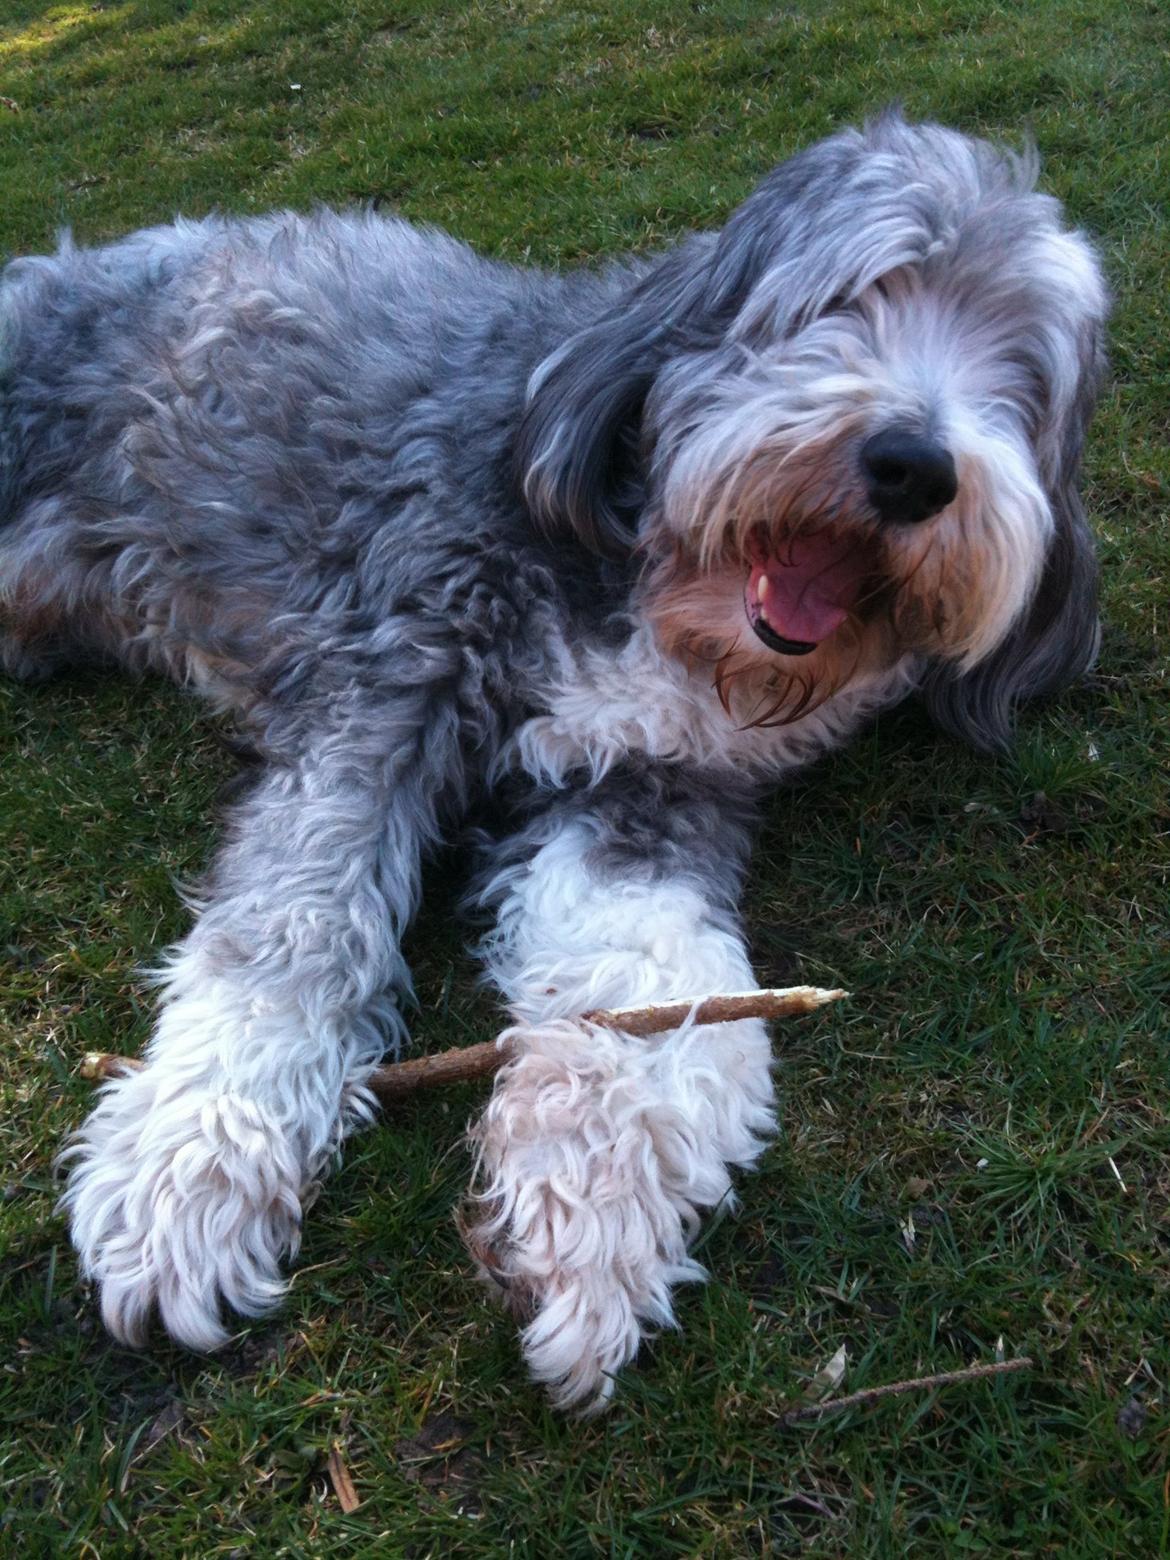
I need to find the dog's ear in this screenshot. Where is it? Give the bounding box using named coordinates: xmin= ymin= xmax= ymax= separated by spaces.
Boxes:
xmin=515 ymin=123 xmax=905 ymax=555
xmin=515 ymin=238 xmax=717 ymax=556
xmin=922 ymin=326 xmax=1105 ymax=752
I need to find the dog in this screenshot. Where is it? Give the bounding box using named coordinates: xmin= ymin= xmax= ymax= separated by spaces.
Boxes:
xmin=0 ymin=112 xmax=1106 ymax=1410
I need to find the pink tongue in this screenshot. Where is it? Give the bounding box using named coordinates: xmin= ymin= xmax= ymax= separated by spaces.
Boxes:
xmin=747 ymin=534 xmax=867 ymax=645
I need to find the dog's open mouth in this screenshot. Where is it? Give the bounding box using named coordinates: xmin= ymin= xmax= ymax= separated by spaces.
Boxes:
xmin=744 ymin=531 xmax=875 ymax=655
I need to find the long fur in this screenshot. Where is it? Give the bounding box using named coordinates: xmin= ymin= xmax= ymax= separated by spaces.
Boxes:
xmin=0 ymin=113 xmax=1106 ymax=1410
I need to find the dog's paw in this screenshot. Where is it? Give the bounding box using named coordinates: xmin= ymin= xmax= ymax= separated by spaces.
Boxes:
xmin=463 ymin=1022 xmax=720 ymax=1412
xmin=61 ymin=1064 xmax=304 ymax=1350
xmin=464 ymin=1195 xmax=701 ymax=1414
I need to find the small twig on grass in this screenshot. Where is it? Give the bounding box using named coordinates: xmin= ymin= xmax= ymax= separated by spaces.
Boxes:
xmin=779 ymin=1356 xmax=1034 ymax=1425
xmin=79 ymin=984 xmax=846 ymax=1101
xmin=80 ymin=1052 xmax=145 ymax=1080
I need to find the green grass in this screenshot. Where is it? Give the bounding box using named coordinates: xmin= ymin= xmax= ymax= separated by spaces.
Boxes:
xmin=1 ymin=0 xmax=1168 ymax=1552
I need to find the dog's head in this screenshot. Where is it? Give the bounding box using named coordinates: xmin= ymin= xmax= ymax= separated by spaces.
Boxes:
xmin=517 ymin=113 xmax=1107 ymax=747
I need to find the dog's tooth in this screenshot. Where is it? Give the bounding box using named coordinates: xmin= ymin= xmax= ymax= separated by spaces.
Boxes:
xmin=757 ymin=574 xmax=771 ymax=603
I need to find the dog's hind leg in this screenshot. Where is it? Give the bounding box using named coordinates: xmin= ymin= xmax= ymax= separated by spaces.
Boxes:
xmin=0 ymin=498 xmax=96 ymax=680
xmin=61 ymin=665 xmax=463 ymax=1350
xmin=0 ymin=486 xmax=278 ymax=700
xmin=466 ymin=764 xmax=777 ymax=1411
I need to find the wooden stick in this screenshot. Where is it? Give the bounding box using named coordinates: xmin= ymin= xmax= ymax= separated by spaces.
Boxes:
xmin=361 ymin=1039 xmax=503 ymax=1100
xmin=79 ymin=984 xmax=847 ymax=1103
xmin=582 ymin=985 xmax=846 ymax=1037
xmin=779 ymin=1356 xmax=1034 ymax=1425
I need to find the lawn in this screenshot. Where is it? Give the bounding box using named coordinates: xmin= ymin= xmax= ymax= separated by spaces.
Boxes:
xmin=1 ymin=0 xmax=1167 ymax=1553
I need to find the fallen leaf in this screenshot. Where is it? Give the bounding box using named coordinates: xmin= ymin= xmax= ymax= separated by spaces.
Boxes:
xmin=327 ymin=1446 xmax=360 ymax=1513
xmin=805 ymin=1344 xmax=848 ymax=1402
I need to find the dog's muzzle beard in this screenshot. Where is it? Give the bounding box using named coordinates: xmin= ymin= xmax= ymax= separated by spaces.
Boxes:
xmin=644 ymin=478 xmax=1005 ymax=730
xmin=641 ymin=519 xmax=899 ymax=729
xmin=742 ymin=429 xmax=960 ymax=659
xmin=639 ymin=419 xmax=982 ymax=725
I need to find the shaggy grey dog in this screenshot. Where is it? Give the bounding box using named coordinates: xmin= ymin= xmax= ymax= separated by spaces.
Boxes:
xmin=0 ymin=113 xmax=1106 ymax=1410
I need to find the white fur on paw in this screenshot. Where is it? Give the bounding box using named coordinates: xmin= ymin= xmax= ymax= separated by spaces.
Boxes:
xmin=61 ymin=1066 xmax=303 ymax=1350
xmin=464 ymin=1021 xmax=753 ymax=1412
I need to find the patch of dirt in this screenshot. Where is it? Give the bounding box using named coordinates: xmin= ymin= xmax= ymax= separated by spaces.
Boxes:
xmin=222 ymin=1324 xmax=293 ymax=1375
xmin=747 ymin=1251 xmax=790 ymax=1298
xmin=394 ymin=1410 xmax=483 ymax=1514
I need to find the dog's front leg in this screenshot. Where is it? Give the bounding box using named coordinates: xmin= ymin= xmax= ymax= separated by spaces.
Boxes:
xmin=63 ymin=711 xmax=449 ymax=1352
xmin=466 ymin=768 xmax=776 ymax=1410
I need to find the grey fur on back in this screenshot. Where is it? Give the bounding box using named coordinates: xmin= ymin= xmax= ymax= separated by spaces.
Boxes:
xmin=1 ymin=210 xmax=628 ymax=703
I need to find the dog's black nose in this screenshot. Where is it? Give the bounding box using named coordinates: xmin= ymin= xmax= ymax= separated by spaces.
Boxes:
xmin=861 ymin=430 xmax=958 ymax=525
